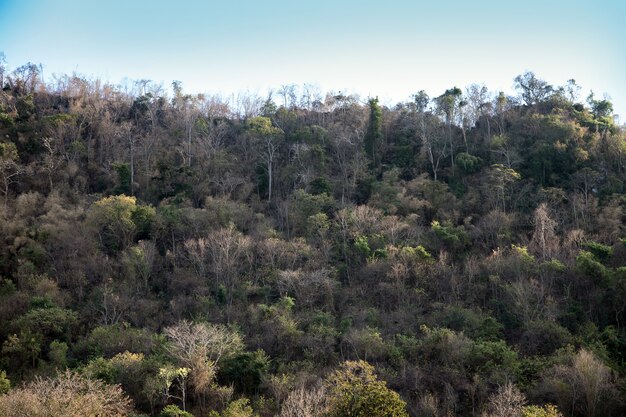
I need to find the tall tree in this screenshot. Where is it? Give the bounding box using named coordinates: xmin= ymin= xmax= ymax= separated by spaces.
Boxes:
xmin=415 ymin=91 xmax=447 ymax=181
xmin=0 ymin=142 xmax=24 ymax=207
xmin=364 ymin=97 xmax=383 ymax=168
xmin=435 ymin=87 xmax=463 ymax=170
xmin=465 ymin=84 xmax=493 ymax=144
xmin=248 ymin=116 xmax=283 ymax=202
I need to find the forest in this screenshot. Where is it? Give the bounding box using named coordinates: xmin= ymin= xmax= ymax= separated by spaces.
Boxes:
xmin=0 ymin=60 xmax=624 ymax=417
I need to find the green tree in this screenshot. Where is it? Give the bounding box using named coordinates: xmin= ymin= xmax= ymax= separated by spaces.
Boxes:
xmin=112 ymin=162 xmax=132 ymax=195
xmin=325 ymin=360 xmax=408 ymax=417
xmin=1 ymin=331 xmax=42 ymax=371
xmin=211 ymin=398 xmax=257 ymax=417
xmin=48 ymin=340 xmax=68 ymax=370
xmin=522 ymin=404 xmax=563 ymax=417
xmin=218 ymin=350 xmax=269 ymax=395
xmin=514 ymin=71 xmax=553 ymax=105
xmin=487 ymin=164 xmax=521 ymax=213
xmin=13 ymin=307 xmax=78 ymax=344
xmin=364 ymin=97 xmax=383 ymax=168
xmin=160 ymin=404 xmax=194 ymax=417
xmin=0 ymin=370 xmax=10 ymax=394
xmin=587 ymin=92 xmax=614 ymax=133
xmin=435 ymin=87 xmax=463 ymax=170
xmin=88 ymin=195 xmax=156 ymax=254
xmin=158 ymin=365 xmax=190 ymax=411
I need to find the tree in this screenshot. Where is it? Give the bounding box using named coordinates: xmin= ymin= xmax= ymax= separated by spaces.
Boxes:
xmin=171 ymin=82 xmax=201 ymax=168
xmin=247 ymin=116 xmax=283 ymax=202
xmin=324 ymin=360 xmax=408 ymax=417
xmin=13 ymin=307 xmax=78 ymax=350
xmin=164 ymin=320 xmax=243 ymax=396
xmin=529 ymin=203 xmax=559 ymax=261
xmin=364 ymin=97 xmax=383 ymax=168
xmin=123 ymin=240 xmax=157 ymax=291
xmin=545 ymin=349 xmax=620 ymax=417
xmin=88 ymin=195 xmax=155 ymax=254
xmin=571 ymin=168 xmax=600 ymax=227
xmin=466 ymin=84 xmax=493 ymax=143
xmin=184 ymin=224 xmax=253 ymax=313
xmin=514 ymin=72 xmax=553 ymax=106
xmin=1 ymin=331 xmax=42 ymax=371
xmin=414 ymin=92 xmax=447 ymax=181
xmin=218 ymin=350 xmax=269 ymax=395
xmin=586 ymin=92 xmax=614 ymax=134
xmin=0 ymin=142 xmax=25 ymax=208
xmin=158 ymin=365 xmax=190 ymax=411
xmin=484 ymin=381 xmax=526 ymax=417
xmin=278 ymin=84 xmax=298 ymax=109
xmin=116 ymin=121 xmax=137 ymax=195
xmin=279 ymin=386 xmax=328 ymax=417
xmin=587 ymin=92 xmax=613 ymax=119
xmin=329 ymin=125 xmax=367 ymax=204
xmin=435 ymin=87 xmax=463 ymax=170
xmin=216 ymin=398 xmax=256 ymax=417
xmin=8 ymin=62 xmax=41 ymax=94
xmin=160 ymin=404 xmax=194 ymax=417
xmin=0 ymin=371 xmax=8 ymax=395
xmin=0 ymin=52 xmax=6 ymax=88
xmin=521 ymin=404 xmax=563 ymax=417
xmin=487 ymin=164 xmax=521 ymax=213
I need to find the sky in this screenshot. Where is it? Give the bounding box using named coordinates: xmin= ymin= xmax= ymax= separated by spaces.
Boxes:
xmin=0 ymin=0 xmax=625 ymax=117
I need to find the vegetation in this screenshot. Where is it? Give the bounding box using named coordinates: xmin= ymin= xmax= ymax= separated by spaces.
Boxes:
xmin=0 ymin=62 xmax=625 ymax=417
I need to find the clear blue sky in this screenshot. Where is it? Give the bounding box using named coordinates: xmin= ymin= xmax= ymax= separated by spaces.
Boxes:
xmin=1 ymin=0 xmax=624 ymax=117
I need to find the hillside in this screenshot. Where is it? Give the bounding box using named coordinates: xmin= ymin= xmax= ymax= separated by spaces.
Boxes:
xmin=0 ymin=65 xmax=625 ymax=417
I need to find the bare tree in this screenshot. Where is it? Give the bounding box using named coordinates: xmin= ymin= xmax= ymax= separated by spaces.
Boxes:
xmin=280 ymin=386 xmax=328 ymax=417
xmin=164 ymin=320 xmax=243 ymax=396
xmin=0 ymin=159 xmax=24 ymax=208
xmin=529 ymin=203 xmax=559 ymax=260
xmin=8 ymin=62 xmax=41 ymax=94
xmin=235 ymin=91 xmax=263 ymax=120
xmin=185 ymin=224 xmax=252 ymax=289
xmin=263 ymin=134 xmax=279 ymax=202
xmin=466 ymin=84 xmax=493 ymax=144
xmin=278 ymin=84 xmax=298 ymax=109
xmin=484 ymin=381 xmax=525 ymax=417
xmin=547 ymin=349 xmax=618 ymax=417
xmin=414 ymin=91 xmax=448 ymax=181
xmin=435 ymin=87 xmax=463 ymax=170
xmin=0 ymin=52 xmax=6 ymax=88
xmin=94 ymin=279 xmax=128 ymax=325
xmin=329 ymin=126 xmax=366 ymax=204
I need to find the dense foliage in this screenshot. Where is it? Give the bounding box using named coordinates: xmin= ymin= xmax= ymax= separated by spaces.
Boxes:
xmin=0 ymin=62 xmax=625 ymax=417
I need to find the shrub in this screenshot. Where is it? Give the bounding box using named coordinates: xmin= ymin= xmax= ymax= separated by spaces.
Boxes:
xmin=0 ymin=370 xmax=132 ymax=417
xmin=160 ymin=404 xmax=194 ymax=417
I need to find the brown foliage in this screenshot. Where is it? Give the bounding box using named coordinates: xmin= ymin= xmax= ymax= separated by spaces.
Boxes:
xmin=0 ymin=370 xmax=132 ymax=417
